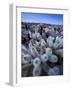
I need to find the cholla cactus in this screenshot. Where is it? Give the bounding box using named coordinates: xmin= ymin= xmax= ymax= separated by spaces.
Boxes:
xmin=33 ymin=66 xmax=41 ymax=76
xmin=44 ymin=27 xmax=50 ymax=33
xmin=29 ymin=42 xmax=39 ymax=58
xmin=40 ymin=39 xmax=46 ymax=47
xmin=48 ymin=66 xmax=59 ymax=75
xmin=45 ymin=47 xmax=52 ymax=56
xmin=21 ymin=53 xmax=32 ymax=64
xmin=53 ymin=36 xmax=63 ymax=49
xmin=47 ymin=36 xmax=54 ymax=48
xmin=21 ymin=23 xmax=63 ymax=77
xmin=49 ymin=54 xmax=58 ymax=63
xmin=35 ymin=32 xmax=42 ymax=40
xmin=33 ymin=57 xmax=41 ymax=67
xmin=21 ymin=45 xmax=30 ymax=54
xmin=31 ymin=33 xmax=36 ymax=40
xmin=54 ymin=49 xmax=63 ymax=58
xmin=40 ymin=54 xmax=49 ymax=63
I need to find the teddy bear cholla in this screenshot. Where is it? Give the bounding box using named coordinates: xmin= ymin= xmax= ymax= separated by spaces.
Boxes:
xmin=21 ymin=25 xmax=63 ymax=76
xmin=22 ymin=43 xmax=60 ymax=76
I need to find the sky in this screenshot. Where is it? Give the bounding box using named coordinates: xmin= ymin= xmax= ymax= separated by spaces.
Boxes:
xmin=21 ymin=12 xmax=63 ymax=25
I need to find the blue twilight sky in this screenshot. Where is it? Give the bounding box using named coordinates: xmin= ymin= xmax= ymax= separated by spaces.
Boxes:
xmin=21 ymin=12 xmax=63 ymax=25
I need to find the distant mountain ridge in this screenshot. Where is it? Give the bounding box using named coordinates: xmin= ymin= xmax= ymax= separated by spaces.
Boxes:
xmin=21 ymin=22 xmax=63 ymax=26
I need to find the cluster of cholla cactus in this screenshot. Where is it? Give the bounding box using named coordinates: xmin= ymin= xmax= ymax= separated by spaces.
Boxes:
xmin=21 ymin=23 xmax=63 ymax=77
